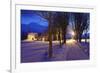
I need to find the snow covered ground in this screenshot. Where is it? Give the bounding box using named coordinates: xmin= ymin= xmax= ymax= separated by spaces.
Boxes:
xmin=21 ymin=40 xmax=89 ymax=63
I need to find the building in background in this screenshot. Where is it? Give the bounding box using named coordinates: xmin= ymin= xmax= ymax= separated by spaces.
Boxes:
xmin=27 ymin=33 xmax=38 ymax=41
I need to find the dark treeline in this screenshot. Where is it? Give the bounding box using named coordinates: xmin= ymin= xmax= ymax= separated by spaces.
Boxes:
xmin=71 ymin=13 xmax=90 ymax=42
xmin=37 ymin=12 xmax=70 ymax=57
xmin=36 ymin=11 xmax=89 ymax=58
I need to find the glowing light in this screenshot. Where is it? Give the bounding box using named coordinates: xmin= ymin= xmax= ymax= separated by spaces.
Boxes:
xmin=81 ymin=39 xmax=89 ymax=42
xmin=81 ymin=39 xmax=85 ymax=42
xmin=42 ymin=37 xmax=45 ymax=42
xmin=66 ymin=39 xmax=76 ymax=44
xmin=53 ymin=41 xmax=60 ymax=43
xmin=71 ymin=31 xmax=75 ymax=36
xmin=26 ymin=33 xmax=37 ymax=41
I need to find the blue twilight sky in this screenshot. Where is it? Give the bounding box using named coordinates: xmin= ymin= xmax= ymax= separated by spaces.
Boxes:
xmin=21 ymin=10 xmax=48 ymax=33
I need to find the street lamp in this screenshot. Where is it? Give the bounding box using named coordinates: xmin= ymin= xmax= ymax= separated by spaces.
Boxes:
xmin=71 ymin=31 xmax=75 ymax=36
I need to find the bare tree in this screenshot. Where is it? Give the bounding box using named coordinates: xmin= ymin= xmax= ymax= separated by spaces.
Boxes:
xmin=71 ymin=13 xmax=89 ymax=42
xmin=54 ymin=12 xmax=69 ymax=47
xmin=32 ymin=11 xmax=53 ymax=58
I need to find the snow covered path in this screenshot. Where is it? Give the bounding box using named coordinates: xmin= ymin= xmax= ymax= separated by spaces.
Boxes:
xmin=65 ymin=42 xmax=89 ymax=60
xmin=21 ymin=40 xmax=89 ymax=63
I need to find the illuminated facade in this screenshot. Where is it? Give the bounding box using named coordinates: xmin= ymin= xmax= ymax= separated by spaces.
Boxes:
xmin=27 ymin=33 xmax=37 ymax=41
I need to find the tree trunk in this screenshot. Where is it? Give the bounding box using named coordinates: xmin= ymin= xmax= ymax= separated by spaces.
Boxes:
xmin=58 ymin=29 xmax=62 ymax=47
xmin=75 ymin=33 xmax=78 ymax=42
xmin=62 ymin=28 xmax=66 ymax=45
xmin=79 ymin=33 xmax=82 ymax=42
xmin=48 ymin=29 xmax=52 ymax=58
xmin=48 ymin=13 xmax=53 ymax=58
xmin=85 ymin=38 xmax=87 ymax=42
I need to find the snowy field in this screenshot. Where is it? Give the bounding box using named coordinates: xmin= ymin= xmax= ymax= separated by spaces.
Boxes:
xmin=21 ymin=40 xmax=89 ymax=63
